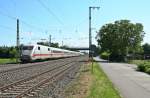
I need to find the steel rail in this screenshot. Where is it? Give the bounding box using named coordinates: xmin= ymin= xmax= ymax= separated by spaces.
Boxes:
xmin=0 ymin=57 xmax=75 ymax=74
xmin=0 ymin=61 xmax=75 ymax=92
xmin=16 ymin=62 xmax=77 ymax=98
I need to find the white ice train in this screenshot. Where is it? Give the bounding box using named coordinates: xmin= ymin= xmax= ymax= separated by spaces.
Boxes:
xmin=20 ymin=44 xmax=83 ymax=62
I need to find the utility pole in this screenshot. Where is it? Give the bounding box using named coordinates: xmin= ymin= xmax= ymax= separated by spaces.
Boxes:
xmin=89 ymin=6 xmax=100 ymax=58
xmin=49 ymin=35 xmax=51 ymax=46
xmin=89 ymin=6 xmax=100 ymax=73
xmin=89 ymin=7 xmax=92 ymax=58
xmin=62 ymin=41 xmax=63 ymax=46
xmin=16 ymin=19 xmax=20 ymax=63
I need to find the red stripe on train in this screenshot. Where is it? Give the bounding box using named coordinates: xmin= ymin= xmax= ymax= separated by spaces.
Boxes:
xmin=32 ymin=53 xmax=64 ymax=57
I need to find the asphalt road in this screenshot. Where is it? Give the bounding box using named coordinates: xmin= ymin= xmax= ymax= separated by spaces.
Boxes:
xmin=94 ymin=57 xmax=150 ymax=98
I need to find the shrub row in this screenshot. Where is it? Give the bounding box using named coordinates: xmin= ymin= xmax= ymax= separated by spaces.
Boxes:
xmin=100 ymin=52 xmax=110 ymax=60
xmin=100 ymin=52 xmax=126 ymax=62
xmin=137 ymin=62 xmax=150 ymax=74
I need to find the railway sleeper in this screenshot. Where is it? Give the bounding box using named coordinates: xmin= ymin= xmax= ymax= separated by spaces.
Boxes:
xmin=34 ymin=89 xmax=41 ymax=92
xmin=30 ymin=91 xmax=37 ymax=95
xmin=23 ymin=80 xmax=39 ymax=84
xmin=17 ymin=85 xmax=33 ymax=88
xmin=39 ymin=84 xmax=48 ymax=88
xmin=36 ymin=87 xmax=43 ymax=90
xmin=0 ymin=92 xmax=19 ymax=96
xmin=6 ymin=91 xmax=23 ymax=94
xmin=0 ymin=95 xmax=17 ymax=98
xmin=26 ymin=93 xmax=34 ymax=97
xmin=13 ymin=86 xmax=29 ymax=89
xmin=7 ymin=89 xmax=27 ymax=92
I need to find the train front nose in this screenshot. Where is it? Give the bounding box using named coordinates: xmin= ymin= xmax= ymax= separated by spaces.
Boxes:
xmin=21 ymin=55 xmax=31 ymax=62
xmin=21 ymin=50 xmax=32 ymax=62
xmin=21 ymin=46 xmax=34 ymax=62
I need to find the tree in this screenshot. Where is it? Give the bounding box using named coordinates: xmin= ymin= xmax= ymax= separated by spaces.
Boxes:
xmin=91 ymin=44 xmax=100 ymax=57
xmin=37 ymin=42 xmax=49 ymax=46
xmin=97 ymin=20 xmax=144 ymax=61
xmin=50 ymin=42 xmax=59 ymax=48
xmin=37 ymin=41 xmax=59 ymax=48
xmin=142 ymin=43 xmax=150 ymax=54
xmin=9 ymin=47 xmax=17 ymax=58
xmin=0 ymin=46 xmax=17 ymax=58
xmin=60 ymin=45 xmax=69 ymax=49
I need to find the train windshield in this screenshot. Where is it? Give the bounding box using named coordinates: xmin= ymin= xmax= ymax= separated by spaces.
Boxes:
xmin=22 ymin=46 xmax=33 ymax=50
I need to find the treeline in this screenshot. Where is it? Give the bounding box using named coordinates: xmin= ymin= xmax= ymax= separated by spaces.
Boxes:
xmin=37 ymin=42 xmax=60 ymax=48
xmin=37 ymin=41 xmax=72 ymax=50
xmin=0 ymin=46 xmax=17 ymax=58
xmin=100 ymin=43 xmax=150 ymax=61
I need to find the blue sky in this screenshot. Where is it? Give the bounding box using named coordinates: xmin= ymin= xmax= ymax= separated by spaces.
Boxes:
xmin=0 ymin=0 xmax=149 ymax=47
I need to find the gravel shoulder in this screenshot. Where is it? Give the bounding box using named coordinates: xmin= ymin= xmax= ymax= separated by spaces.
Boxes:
xmin=94 ymin=57 xmax=150 ymax=98
xmin=64 ymin=63 xmax=92 ymax=98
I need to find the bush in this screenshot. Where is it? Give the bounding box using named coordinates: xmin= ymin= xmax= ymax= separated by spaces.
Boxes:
xmin=100 ymin=52 xmax=110 ymax=60
xmin=137 ymin=62 xmax=150 ymax=74
xmin=146 ymin=68 xmax=150 ymax=74
xmin=109 ymin=54 xmax=125 ymax=62
xmin=137 ymin=62 xmax=147 ymax=72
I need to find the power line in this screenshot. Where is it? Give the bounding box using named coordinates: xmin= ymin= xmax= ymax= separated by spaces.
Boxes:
xmin=0 ymin=1 xmax=44 ymax=32
xmin=0 ymin=24 xmax=16 ymax=31
xmin=20 ymin=20 xmax=44 ymax=32
xmin=0 ymin=10 xmax=16 ymax=20
xmin=0 ymin=9 xmax=45 ymax=32
xmin=8 ymin=0 xmax=17 ymax=17
xmin=36 ymin=0 xmax=64 ymax=25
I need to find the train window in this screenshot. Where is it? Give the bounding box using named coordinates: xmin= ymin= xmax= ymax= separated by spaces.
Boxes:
xmin=22 ymin=46 xmax=33 ymax=50
xmin=38 ymin=47 xmax=40 ymax=50
xmin=53 ymin=50 xmax=62 ymax=53
xmin=48 ymin=48 xmax=50 ymax=51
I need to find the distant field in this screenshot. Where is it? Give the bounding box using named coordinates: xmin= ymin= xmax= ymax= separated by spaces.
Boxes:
xmin=0 ymin=58 xmax=16 ymax=64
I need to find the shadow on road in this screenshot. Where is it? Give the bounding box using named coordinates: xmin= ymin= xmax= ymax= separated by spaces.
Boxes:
xmin=94 ymin=60 xmax=109 ymax=63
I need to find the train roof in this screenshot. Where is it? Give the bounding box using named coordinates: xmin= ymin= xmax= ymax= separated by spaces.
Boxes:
xmin=22 ymin=44 xmax=81 ymax=53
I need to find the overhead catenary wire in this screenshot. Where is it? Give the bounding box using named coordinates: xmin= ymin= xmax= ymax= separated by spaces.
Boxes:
xmin=20 ymin=20 xmax=44 ymax=32
xmin=0 ymin=0 xmax=98 ymax=46
xmin=36 ymin=0 xmax=64 ymax=25
xmin=0 ymin=24 xmax=16 ymax=31
xmin=0 ymin=9 xmax=45 ymax=32
xmin=8 ymin=0 xmax=17 ymax=17
xmin=0 ymin=10 xmax=16 ymax=20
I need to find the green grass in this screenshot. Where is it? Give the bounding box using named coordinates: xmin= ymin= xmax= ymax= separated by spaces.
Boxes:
xmin=128 ymin=60 xmax=150 ymax=65
xmin=87 ymin=63 xmax=121 ymax=98
xmin=0 ymin=58 xmax=17 ymax=64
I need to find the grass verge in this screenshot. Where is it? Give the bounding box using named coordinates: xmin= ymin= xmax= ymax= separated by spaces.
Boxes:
xmin=65 ymin=62 xmax=121 ymax=98
xmin=128 ymin=60 xmax=149 ymax=65
xmin=87 ymin=63 xmax=121 ymax=98
xmin=0 ymin=58 xmax=16 ymax=64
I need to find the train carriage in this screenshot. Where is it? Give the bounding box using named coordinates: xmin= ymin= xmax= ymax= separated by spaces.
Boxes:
xmin=20 ymin=44 xmax=82 ymax=62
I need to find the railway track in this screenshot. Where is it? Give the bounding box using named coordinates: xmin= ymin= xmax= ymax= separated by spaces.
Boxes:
xmin=0 ymin=57 xmax=78 ymax=73
xmin=0 ymin=60 xmax=77 ymax=98
xmin=0 ymin=57 xmax=79 ymax=88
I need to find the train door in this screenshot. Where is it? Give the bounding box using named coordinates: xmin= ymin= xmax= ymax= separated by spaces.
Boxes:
xmin=38 ymin=46 xmax=41 ymax=59
xmin=33 ymin=46 xmax=41 ymax=60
